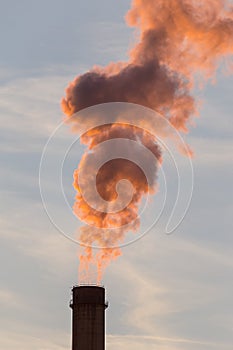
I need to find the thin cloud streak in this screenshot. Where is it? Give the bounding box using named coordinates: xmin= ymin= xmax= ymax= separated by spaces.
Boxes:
xmin=107 ymin=334 xmax=229 ymax=347
xmin=0 ymin=330 xmax=70 ymax=350
xmin=0 ymin=288 xmax=27 ymax=310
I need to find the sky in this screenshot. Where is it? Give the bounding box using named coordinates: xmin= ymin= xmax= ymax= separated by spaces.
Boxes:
xmin=0 ymin=0 xmax=233 ymax=349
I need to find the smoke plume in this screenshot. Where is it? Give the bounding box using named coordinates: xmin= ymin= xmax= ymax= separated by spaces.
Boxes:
xmin=61 ymin=0 xmax=233 ymax=283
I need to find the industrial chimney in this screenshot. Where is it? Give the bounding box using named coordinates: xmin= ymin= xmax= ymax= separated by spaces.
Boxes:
xmin=70 ymin=286 xmax=108 ymax=350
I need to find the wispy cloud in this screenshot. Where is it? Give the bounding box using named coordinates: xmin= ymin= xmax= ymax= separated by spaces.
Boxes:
xmin=0 ymin=288 xmax=27 ymax=310
xmin=105 ymin=231 xmax=233 ymax=345
xmin=107 ymin=334 xmax=232 ymax=350
xmin=0 ymin=329 xmax=70 ymax=350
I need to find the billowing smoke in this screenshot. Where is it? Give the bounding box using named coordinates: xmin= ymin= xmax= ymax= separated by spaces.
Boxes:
xmin=61 ymin=0 xmax=233 ymax=282
xmin=73 ymin=123 xmax=162 ymax=282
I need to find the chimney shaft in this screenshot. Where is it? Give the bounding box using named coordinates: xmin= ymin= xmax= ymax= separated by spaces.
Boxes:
xmin=70 ymin=286 xmax=108 ymax=350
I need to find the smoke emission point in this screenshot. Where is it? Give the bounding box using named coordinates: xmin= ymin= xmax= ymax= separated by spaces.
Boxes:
xmin=70 ymin=285 xmax=108 ymax=309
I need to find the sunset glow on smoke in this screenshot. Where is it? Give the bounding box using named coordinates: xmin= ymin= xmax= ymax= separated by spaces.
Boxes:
xmin=61 ymin=0 xmax=233 ymax=283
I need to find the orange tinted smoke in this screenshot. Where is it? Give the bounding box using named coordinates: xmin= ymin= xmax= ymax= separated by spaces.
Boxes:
xmin=62 ymin=0 xmax=233 ymax=282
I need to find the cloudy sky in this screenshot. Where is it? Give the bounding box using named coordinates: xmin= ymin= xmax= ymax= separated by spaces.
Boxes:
xmin=0 ymin=0 xmax=233 ymax=349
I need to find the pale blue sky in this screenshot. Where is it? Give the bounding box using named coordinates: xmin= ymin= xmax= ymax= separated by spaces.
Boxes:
xmin=0 ymin=1 xmax=233 ymax=349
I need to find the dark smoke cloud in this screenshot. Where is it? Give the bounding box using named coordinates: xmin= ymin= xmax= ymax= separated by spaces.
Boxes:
xmin=61 ymin=0 xmax=233 ymax=282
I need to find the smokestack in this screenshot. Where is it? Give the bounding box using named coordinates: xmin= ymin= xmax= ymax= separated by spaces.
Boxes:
xmin=70 ymin=286 xmax=108 ymax=350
